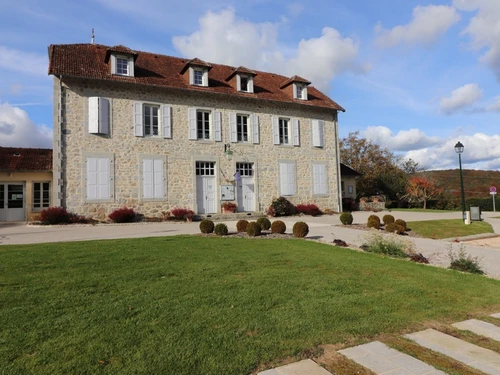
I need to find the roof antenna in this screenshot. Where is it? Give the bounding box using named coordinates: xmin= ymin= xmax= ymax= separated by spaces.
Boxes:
xmin=91 ymin=28 xmax=95 ymax=44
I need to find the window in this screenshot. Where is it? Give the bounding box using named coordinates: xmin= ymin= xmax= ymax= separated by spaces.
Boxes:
xmin=197 ymin=110 xmax=210 ymax=140
xmin=144 ymin=104 xmax=159 ymax=136
xmin=240 ymin=77 xmax=248 ymax=91
xmin=312 ymin=120 xmax=324 ymax=148
xmin=111 ymin=55 xmax=134 ymax=77
xmin=142 ymin=158 xmax=165 ymax=200
xmin=273 ymin=117 xmax=299 ymax=145
xmin=188 ymin=108 xmax=221 ymax=141
xmin=296 ymin=85 xmax=303 ymax=99
xmin=294 ymin=83 xmax=307 ymax=100
xmin=237 ymin=74 xmax=254 ymax=93
xmin=196 ymin=161 xmax=215 ymax=175
xmin=237 ymin=115 xmax=248 ymax=142
xmin=133 ymin=103 xmax=171 ymax=138
xmin=279 ymin=118 xmax=290 ymax=145
xmin=33 ymin=182 xmax=50 ymax=210
xmin=86 ymin=156 xmax=113 ymax=201
xmin=348 ymin=185 xmax=353 ymax=194
xmin=312 ymin=163 xmax=327 ymax=195
xmin=88 ymin=97 xmax=110 ymax=135
xmin=236 ymin=162 xmax=253 ymax=176
xmin=116 ymin=57 xmax=128 ymax=75
xmin=279 ymin=161 xmax=296 ymax=196
xmin=193 ymin=69 xmax=203 ymax=85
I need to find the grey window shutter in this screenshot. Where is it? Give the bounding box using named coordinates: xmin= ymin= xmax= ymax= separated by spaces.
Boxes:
xmin=142 ymin=159 xmax=153 ymax=199
xmin=288 ymin=162 xmax=296 ymax=195
xmin=153 ymin=159 xmax=164 ymax=199
xmin=99 ymin=98 xmax=110 ymax=135
xmin=312 ymin=119 xmax=323 ymax=147
xmin=128 ymin=57 xmax=134 ymax=77
xmin=189 ymin=68 xmax=194 ymax=85
xmin=188 ymin=108 xmax=197 ymax=139
xmin=272 ymin=116 xmax=280 ymax=145
xmin=229 ymin=112 xmax=237 ymax=142
xmin=248 ymin=77 xmax=254 ymax=93
xmin=162 ymin=105 xmax=172 ymax=138
xmin=110 ymin=55 xmax=117 ymax=74
xmin=133 ymin=102 xmax=143 ymax=137
xmin=292 ymin=118 xmax=300 ymax=146
xmin=88 ymin=97 xmax=99 ymax=134
xmin=236 ymin=76 xmax=241 ymax=91
xmin=318 ymin=120 xmax=324 ymax=147
xmin=251 ymin=114 xmax=259 ymax=144
xmin=214 ymin=110 xmax=222 ymax=142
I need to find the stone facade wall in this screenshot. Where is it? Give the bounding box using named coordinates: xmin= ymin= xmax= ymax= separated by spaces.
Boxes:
xmin=55 ymin=77 xmax=342 ymax=219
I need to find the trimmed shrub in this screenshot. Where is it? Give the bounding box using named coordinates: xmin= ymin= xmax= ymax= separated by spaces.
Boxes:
xmin=270 ymin=197 xmax=295 ymax=217
xmin=109 ymin=207 xmax=136 ymax=223
xmin=295 ymin=203 xmax=322 ymax=216
xmin=339 ymin=212 xmax=353 ymax=225
xmin=199 ymin=219 xmax=214 ymax=234
xmin=214 ymin=223 xmax=228 ymax=236
xmin=385 ymin=222 xmax=404 ymax=235
xmin=293 ymin=221 xmax=309 ymax=238
xmin=395 ymin=219 xmax=407 ymax=231
xmin=40 ymin=206 xmax=71 ymax=225
xmin=367 ymin=217 xmax=380 ymax=230
xmin=367 ymin=215 xmax=380 ymax=225
xmin=257 ymin=217 xmax=271 ymax=230
xmin=236 ymin=219 xmax=249 ymax=232
xmin=246 ymin=221 xmax=262 ymax=237
xmin=383 ymin=214 xmax=395 ymax=225
xmin=271 ymin=220 xmax=286 ymax=234
xmin=171 ymin=208 xmax=194 ymax=220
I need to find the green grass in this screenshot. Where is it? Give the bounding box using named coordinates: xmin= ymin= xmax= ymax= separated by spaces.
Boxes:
xmin=2 ymin=236 xmax=500 ymax=374
xmin=390 ymin=208 xmax=454 ymax=213
xmin=409 ymin=219 xmax=494 ymax=239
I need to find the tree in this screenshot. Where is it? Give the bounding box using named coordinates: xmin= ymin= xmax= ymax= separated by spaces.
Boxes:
xmin=404 ymin=176 xmax=443 ymax=209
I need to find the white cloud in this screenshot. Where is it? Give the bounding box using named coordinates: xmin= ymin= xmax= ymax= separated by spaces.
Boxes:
xmin=172 ymin=8 xmax=367 ymax=92
xmin=0 ymin=102 xmax=52 ymax=148
xmin=362 ymin=126 xmax=441 ymax=152
xmin=454 ymin=0 xmax=500 ymax=80
xmin=439 ymin=83 xmax=483 ymax=114
xmin=0 ymin=46 xmax=48 ymax=76
xmin=375 ymin=5 xmax=460 ymax=48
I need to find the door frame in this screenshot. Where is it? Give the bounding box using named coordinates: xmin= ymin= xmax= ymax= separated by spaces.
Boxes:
xmin=232 ymin=156 xmax=258 ymax=212
xmin=192 ymin=156 xmax=219 ymax=214
xmin=0 ymin=182 xmax=26 ymax=222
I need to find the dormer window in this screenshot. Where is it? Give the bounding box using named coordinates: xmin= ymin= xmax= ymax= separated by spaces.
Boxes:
xmin=241 ymin=76 xmax=248 ymax=91
xmin=189 ymin=67 xmax=208 ymax=86
xmin=193 ymin=69 xmax=204 ymax=85
xmin=116 ymin=57 xmax=129 ymax=75
xmin=110 ymin=54 xmax=134 ymax=77
xmin=294 ymin=83 xmax=307 ymax=100
xmin=280 ymin=75 xmax=311 ymax=101
xmin=237 ymin=74 xmax=254 ymax=93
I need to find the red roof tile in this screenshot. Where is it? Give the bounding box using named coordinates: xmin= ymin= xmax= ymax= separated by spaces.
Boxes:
xmin=279 ymin=75 xmax=311 ymax=89
xmin=48 ymin=43 xmax=345 ymax=112
xmin=0 ymin=147 xmax=52 ymax=172
xmin=225 ymin=66 xmax=257 ymax=81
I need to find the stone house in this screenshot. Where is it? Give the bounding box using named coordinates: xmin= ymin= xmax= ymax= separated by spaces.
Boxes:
xmin=0 ymin=147 xmax=52 ymax=221
xmin=48 ymin=43 xmax=345 ymax=219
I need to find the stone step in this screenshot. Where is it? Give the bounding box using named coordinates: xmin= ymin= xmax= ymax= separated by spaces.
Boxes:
xmin=339 ymin=340 xmax=445 ymax=375
xmin=405 ymin=328 xmax=500 ymax=375
xmin=258 ymin=359 xmax=333 ymax=375
xmin=453 ymin=319 xmax=500 ymax=341
xmin=200 ymin=212 xmax=263 ymax=222
xmin=491 ymin=313 xmax=500 ymax=319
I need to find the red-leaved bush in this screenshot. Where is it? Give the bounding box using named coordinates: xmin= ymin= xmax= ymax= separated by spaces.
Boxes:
xmin=170 ymin=208 xmax=195 ymax=220
xmin=108 ymin=207 xmax=136 ymax=223
xmin=40 ymin=206 xmax=71 ymax=225
xmin=295 ymin=204 xmax=321 ymax=216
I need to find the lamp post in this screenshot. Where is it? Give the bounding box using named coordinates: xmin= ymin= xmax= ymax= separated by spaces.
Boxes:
xmin=454 ymin=141 xmax=466 ymax=222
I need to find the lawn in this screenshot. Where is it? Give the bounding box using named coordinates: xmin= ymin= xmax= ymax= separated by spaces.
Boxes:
xmin=408 ymin=219 xmax=494 ymax=239
xmin=2 ymin=236 xmax=500 ymax=374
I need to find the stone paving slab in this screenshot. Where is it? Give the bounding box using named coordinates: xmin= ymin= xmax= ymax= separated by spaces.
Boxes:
xmin=258 ymin=359 xmax=333 ymax=375
xmin=406 ymin=328 xmax=500 ymax=375
xmin=491 ymin=313 xmax=500 ymax=319
xmin=339 ymin=341 xmax=445 ymax=375
xmin=453 ymin=319 xmax=500 ymax=341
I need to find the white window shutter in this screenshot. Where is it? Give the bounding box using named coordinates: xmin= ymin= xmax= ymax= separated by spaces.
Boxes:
xmin=153 ymin=159 xmax=164 ymax=198
xmin=318 ymin=120 xmax=324 ymax=147
xmin=214 ymin=110 xmax=222 ymax=142
xmin=189 ymin=68 xmax=194 ymax=85
xmin=313 ymin=163 xmax=327 ymax=195
xmin=203 ymin=70 xmax=209 ymax=86
xmin=99 ymin=98 xmax=110 ymax=135
xmin=272 ymin=116 xmax=280 ymax=145
xmin=248 ymin=77 xmax=254 ymax=93
xmin=142 ymin=159 xmax=153 ymax=199
xmin=133 ymin=102 xmax=143 ymax=137
xmin=162 ymin=105 xmax=172 ymax=139
xmin=288 ymin=163 xmax=296 ymax=195
xmin=229 ymin=112 xmax=237 ymax=142
xmin=110 ymin=55 xmax=117 ymax=74
xmin=236 ymin=76 xmax=241 ymax=91
xmin=279 ymin=162 xmax=288 ymax=195
xmin=86 ymin=158 xmax=98 ymax=199
xmin=251 ymin=114 xmax=259 ymax=144
xmin=312 ymin=119 xmax=324 ymax=147
xmin=188 ymin=108 xmax=197 ymax=140
xmin=292 ymin=118 xmax=300 ymax=146
xmin=98 ymin=158 xmax=111 ymax=199
xmin=128 ymin=57 xmax=134 ymax=77
xmin=88 ymin=97 xmax=99 ymax=134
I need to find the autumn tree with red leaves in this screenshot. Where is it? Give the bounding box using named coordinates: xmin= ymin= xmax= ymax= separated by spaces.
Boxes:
xmin=404 ymin=176 xmax=443 ymax=209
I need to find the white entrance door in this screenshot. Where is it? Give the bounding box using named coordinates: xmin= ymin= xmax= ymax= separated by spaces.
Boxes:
xmin=0 ymin=184 xmax=25 ymax=221
xmin=236 ymin=163 xmax=255 ymax=212
xmin=196 ymin=162 xmax=216 ymax=214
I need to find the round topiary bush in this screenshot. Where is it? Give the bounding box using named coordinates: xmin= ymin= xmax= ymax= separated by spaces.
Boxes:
xmin=257 ymin=217 xmax=271 ymax=230
xmin=199 ymin=219 xmax=215 ymax=234
xmin=367 ymin=215 xmax=380 ymax=225
xmin=214 ymin=223 xmax=228 ymax=236
xmin=383 ymin=214 xmax=395 ymax=225
xmin=293 ymin=221 xmax=309 ymax=238
xmin=339 ymin=212 xmax=353 ymax=225
xmin=236 ymin=219 xmax=249 ymax=232
xmin=246 ymin=221 xmax=262 ymax=237
xmin=271 ymin=220 xmax=286 ymax=234
xmin=270 ymin=196 xmax=295 ymax=217
xmin=385 ymin=222 xmax=404 ymax=234
xmin=367 ymin=217 xmax=380 ymax=229
xmin=395 ymin=219 xmax=407 ymax=231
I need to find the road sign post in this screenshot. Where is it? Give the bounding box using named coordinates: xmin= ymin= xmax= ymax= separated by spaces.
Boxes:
xmin=491 ymin=187 xmax=497 ymax=212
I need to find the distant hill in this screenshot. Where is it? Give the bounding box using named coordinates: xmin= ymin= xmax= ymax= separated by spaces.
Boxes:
xmin=418 ymin=169 xmax=500 ymax=199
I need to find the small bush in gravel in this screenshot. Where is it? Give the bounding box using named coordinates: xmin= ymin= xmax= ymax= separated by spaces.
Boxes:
xmin=448 ymin=244 xmax=484 ymax=274
xmin=199 ymin=219 xmax=215 ymax=234
xmin=385 ymin=222 xmax=405 ymax=235
xmin=109 ymin=207 xmax=136 ymax=223
xmin=236 ymin=219 xmax=249 ymax=232
xmin=367 ymin=215 xmax=380 ymax=225
xmin=40 ymin=206 xmax=71 ymax=225
xmin=362 ymin=231 xmax=410 ymax=258
xmin=395 ymin=219 xmax=407 ymax=231
xmin=293 ymin=221 xmax=309 ymax=238
xmin=367 ymin=217 xmax=380 ymax=230
xmin=339 ymin=212 xmax=353 ymax=225
xmin=257 ymin=217 xmax=271 ymax=230
xmin=214 ymin=223 xmax=228 ymax=236
xmin=271 ymin=220 xmax=286 ymax=234
xmin=246 ymin=221 xmax=262 ymax=237
xmin=383 ymin=214 xmax=395 ymax=225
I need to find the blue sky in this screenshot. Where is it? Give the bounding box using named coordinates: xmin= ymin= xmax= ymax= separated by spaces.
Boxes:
xmin=1 ymin=0 xmax=499 ymax=170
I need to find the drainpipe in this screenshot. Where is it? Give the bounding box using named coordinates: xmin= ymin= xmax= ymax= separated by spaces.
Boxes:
xmin=54 ymin=75 xmax=64 ymax=207
xmin=334 ymin=111 xmax=343 ymax=213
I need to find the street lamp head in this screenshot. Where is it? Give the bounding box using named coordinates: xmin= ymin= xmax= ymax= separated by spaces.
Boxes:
xmin=454 ymin=141 xmax=464 ymax=154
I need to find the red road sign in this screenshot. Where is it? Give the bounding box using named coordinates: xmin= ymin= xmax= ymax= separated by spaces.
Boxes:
xmin=491 ymin=186 xmax=497 ymax=193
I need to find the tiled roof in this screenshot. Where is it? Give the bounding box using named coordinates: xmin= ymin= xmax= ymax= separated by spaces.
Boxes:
xmin=225 ymin=66 xmax=257 ymax=81
xmin=279 ymin=75 xmax=311 ymax=89
xmin=48 ymin=43 xmax=345 ymax=112
xmin=0 ymin=147 xmax=52 ymax=172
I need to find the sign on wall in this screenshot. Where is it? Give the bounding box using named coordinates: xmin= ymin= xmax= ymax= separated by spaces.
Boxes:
xmin=220 ymin=185 xmax=235 ymax=201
